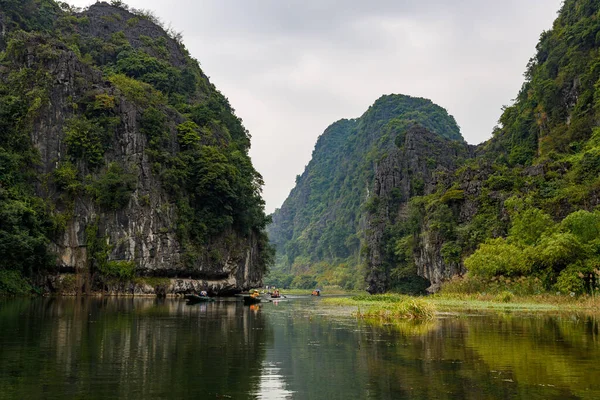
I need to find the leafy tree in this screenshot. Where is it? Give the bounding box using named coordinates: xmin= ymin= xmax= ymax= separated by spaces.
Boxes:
xmin=508 ymin=208 xmax=554 ymax=246
xmin=464 ymin=238 xmax=529 ymax=278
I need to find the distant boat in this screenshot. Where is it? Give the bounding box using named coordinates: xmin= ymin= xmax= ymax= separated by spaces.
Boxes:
xmin=243 ymin=296 xmax=262 ymax=305
xmin=185 ymin=294 xmax=215 ymax=303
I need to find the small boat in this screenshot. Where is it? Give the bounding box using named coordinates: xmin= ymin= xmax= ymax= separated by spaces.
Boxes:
xmin=243 ymin=296 xmax=262 ymax=305
xmin=269 ymin=293 xmax=285 ymax=299
xmin=185 ymin=294 xmax=215 ymax=303
xmin=269 ymin=298 xmax=287 ymax=302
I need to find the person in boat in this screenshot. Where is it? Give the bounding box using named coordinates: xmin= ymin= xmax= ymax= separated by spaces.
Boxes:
xmin=200 ymin=290 xmax=208 ymax=297
xmin=311 ymin=289 xmax=321 ymax=296
xmin=272 ymin=289 xmax=280 ymax=298
xmin=251 ymin=290 xmax=260 ymax=299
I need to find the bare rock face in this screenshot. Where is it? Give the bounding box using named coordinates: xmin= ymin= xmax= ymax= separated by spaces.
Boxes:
xmin=365 ymin=126 xmax=474 ymax=293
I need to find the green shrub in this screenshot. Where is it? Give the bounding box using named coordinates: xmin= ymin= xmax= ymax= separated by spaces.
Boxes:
xmin=440 ymin=189 xmax=464 ymax=203
xmin=441 ymin=275 xmax=544 ymax=296
xmin=0 ymin=270 xmax=31 ymax=295
xmin=63 ymin=116 xmax=106 ymax=168
xmin=177 ymin=121 xmax=201 ymax=148
xmin=93 ymin=93 xmax=116 ymax=111
xmin=358 ymin=298 xmax=435 ymax=320
xmin=109 ymin=74 xmax=165 ymax=107
xmin=440 ymin=241 xmax=461 ymax=264
xmin=559 ymin=210 xmax=600 ymax=243
xmin=536 ymin=232 xmax=585 ymax=271
xmin=54 ymin=161 xmax=80 ymax=192
xmin=495 ymin=291 xmax=514 ymax=303
xmin=464 ymin=238 xmax=529 ymax=278
xmin=99 ymin=260 xmax=136 ymax=280
xmin=508 ymin=208 xmax=554 ymax=246
xmin=264 ymin=271 xmax=294 ymax=289
xmin=291 ymin=274 xmax=317 ymax=289
xmin=89 ymin=163 xmax=136 ymax=210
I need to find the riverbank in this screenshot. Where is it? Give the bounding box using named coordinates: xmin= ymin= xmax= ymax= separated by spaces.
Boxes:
xmin=318 ymin=292 xmax=600 ymax=320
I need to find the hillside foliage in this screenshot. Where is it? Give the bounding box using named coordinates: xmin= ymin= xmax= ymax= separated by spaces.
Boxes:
xmin=269 ymin=0 xmax=600 ymax=296
xmin=396 ymin=0 xmax=600 ymax=295
xmin=0 ymin=0 xmax=271 ymax=294
xmin=267 ymin=94 xmax=462 ymax=290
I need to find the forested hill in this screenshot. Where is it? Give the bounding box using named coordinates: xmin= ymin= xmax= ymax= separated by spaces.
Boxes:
xmin=270 ymin=0 xmax=600 ymax=296
xmin=267 ymin=94 xmax=463 ymax=289
xmin=366 ymin=0 xmax=600 ymax=295
xmin=0 ymin=0 xmax=271 ymax=295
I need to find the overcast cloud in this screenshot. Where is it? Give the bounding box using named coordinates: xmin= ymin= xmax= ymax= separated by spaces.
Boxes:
xmin=69 ymin=0 xmax=563 ymax=213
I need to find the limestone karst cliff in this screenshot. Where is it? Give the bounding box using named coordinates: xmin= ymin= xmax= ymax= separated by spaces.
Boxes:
xmin=267 ymin=94 xmax=463 ymax=291
xmin=0 ymin=1 xmax=271 ymax=295
xmin=270 ymin=0 xmax=600 ymax=295
xmin=364 ymin=126 xmax=474 ymax=293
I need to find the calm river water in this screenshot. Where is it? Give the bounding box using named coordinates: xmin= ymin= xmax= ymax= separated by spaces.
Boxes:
xmin=0 ymin=296 xmax=599 ymax=399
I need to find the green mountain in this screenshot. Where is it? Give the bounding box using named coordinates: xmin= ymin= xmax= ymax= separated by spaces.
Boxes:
xmin=271 ymin=0 xmax=600 ymax=296
xmin=267 ymin=94 xmax=463 ymax=290
xmin=365 ymin=0 xmax=600 ymax=295
xmin=0 ymin=1 xmax=271 ymax=295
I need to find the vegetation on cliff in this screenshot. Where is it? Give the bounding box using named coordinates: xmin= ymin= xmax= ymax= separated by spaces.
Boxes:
xmin=371 ymin=0 xmax=600 ymax=296
xmin=0 ymin=0 xmax=272 ymax=294
xmin=267 ymin=94 xmax=462 ymax=290
xmin=269 ymin=0 xmax=600 ymax=297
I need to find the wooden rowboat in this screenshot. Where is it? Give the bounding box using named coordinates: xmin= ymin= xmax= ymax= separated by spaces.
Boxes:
xmin=185 ymin=294 xmax=215 ymax=303
xmin=243 ymin=296 xmax=262 ymax=305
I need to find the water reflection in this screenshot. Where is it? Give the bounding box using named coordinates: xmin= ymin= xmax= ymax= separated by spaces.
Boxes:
xmin=255 ymin=361 xmax=294 ymax=399
xmin=0 ymin=298 xmax=599 ymax=399
xmin=0 ymin=298 xmax=269 ymax=399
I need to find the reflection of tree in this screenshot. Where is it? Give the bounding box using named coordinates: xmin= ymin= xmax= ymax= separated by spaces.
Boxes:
xmin=360 ymin=315 xmax=600 ymax=399
xmin=0 ymin=298 xmax=269 ymax=399
xmin=463 ymin=314 xmax=600 ymax=399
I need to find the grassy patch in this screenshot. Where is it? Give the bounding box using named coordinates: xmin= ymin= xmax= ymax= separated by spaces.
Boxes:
xmin=323 ymin=294 xmax=435 ymax=320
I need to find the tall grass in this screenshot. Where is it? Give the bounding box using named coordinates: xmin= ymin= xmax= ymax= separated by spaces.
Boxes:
xmin=323 ymin=294 xmax=435 ymax=320
xmin=358 ymin=299 xmax=435 ymax=320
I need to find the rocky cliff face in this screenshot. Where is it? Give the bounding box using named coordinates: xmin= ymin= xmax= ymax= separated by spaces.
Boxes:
xmin=267 ymin=94 xmax=462 ymax=289
xmin=365 ymin=126 xmax=474 ymax=293
xmin=0 ymin=1 xmax=268 ymax=295
xmin=269 ymin=0 xmax=600 ymax=295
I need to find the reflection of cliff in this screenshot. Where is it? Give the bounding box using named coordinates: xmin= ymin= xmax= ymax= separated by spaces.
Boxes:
xmin=0 ymin=298 xmax=270 ymax=398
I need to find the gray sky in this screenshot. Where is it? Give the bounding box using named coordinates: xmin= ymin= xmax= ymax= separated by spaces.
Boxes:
xmin=69 ymin=0 xmax=563 ymax=213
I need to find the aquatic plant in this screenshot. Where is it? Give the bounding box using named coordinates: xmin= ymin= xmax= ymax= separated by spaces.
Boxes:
xmin=357 ymin=298 xmax=435 ymax=320
xmin=323 ymin=294 xmax=435 ymax=320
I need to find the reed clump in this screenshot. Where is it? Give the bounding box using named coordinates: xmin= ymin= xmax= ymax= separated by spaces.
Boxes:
xmin=323 ymin=294 xmax=435 ymax=320
xmin=357 ymin=298 xmax=435 ymax=320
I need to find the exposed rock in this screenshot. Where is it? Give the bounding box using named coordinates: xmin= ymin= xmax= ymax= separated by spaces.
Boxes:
xmin=365 ymin=126 xmax=474 ymax=293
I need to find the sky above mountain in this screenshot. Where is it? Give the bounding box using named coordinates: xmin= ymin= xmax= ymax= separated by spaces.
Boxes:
xmin=69 ymin=0 xmax=562 ymax=213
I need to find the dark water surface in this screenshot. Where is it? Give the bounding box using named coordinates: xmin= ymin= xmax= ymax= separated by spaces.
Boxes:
xmin=1 ymin=297 xmax=599 ymax=399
